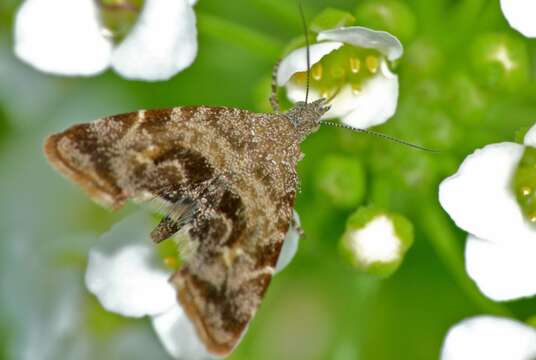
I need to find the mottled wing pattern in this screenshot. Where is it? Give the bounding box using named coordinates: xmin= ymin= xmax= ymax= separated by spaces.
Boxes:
xmin=44 ymin=106 xmax=302 ymax=355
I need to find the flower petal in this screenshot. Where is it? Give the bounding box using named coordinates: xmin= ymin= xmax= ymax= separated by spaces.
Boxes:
xmin=275 ymin=210 xmax=301 ymax=273
xmin=465 ymin=235 xmax=536 ymax=301
xmin=277 ymin=42 xmax=343 ymax=86
xmin=441 ymin=316 xmax=536 ymax=360
xmin=439 ymin=142 xmax=535 ymax=244
xmin=317 ymin=26 xmax=403 ymax=61
xmin=85 ymin=212 xmax=177 ymax=317
xmin=151 ymin=307 xmax=218 ymax=360
xmin=524 ymin=122 xmax=536 ymax=147
xmin=500 ymin=0 xmax=536 ymax=38
xmin=340 ymin=61 xmax=399 ymax=128
xmin=112 ymin=0 xmax=197 ymax=81
xmin=14 ymin=0 xmax=112 ymax=76
xmin=286 ymin=61 xmax=398 ymax=128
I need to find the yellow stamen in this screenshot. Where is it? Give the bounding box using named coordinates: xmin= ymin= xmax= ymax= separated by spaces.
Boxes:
xmin=366 ymin=55 xmax=379 ymax=74
xmin=163 ymin=256 xmax=178 ymax=269
xmin=522 ymin=186 xmax=532 ymax=196
xmin=349 ymin=57 xmax=361 ymax=74
xmin=530 ymin=213 xmax=536 ymax=223
xmin=321 ymin=88 xmax=333 ymax=99
xmin=312 ymin=63 xmax=323 ymax=81
xmin=293 ymin=71 xmax=307 ymax=84
xmin=351 ymin=82 xmax=363 ymax=95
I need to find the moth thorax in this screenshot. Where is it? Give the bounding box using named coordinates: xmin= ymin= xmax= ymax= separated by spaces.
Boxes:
xmin=285 ymin=99 xmax=330 ymax=141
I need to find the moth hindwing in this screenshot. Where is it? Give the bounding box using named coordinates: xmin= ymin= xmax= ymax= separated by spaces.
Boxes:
xmin=44 ymin=102 xmax=329 ymax=355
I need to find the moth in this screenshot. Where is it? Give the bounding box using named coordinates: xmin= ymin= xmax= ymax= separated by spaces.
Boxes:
xmin=44 ymin=54 xmax=329 ymax=354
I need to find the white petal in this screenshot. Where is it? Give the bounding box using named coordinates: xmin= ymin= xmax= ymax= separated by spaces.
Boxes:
xmin=318 ymin=26 xmax=403 ymax=61
xmin=340 ymin=61 xmax=399 ymax=128
xmin=275 ymin=210 xmax=301 ymax=273
xmin=112 ymin=0 xmax=197 ymax=81
xmin=500 ymin=0 xmax=536 ymax=38
xmin=439 ymin=142 xmax=536 ymax=244
xmin=465 ymin=235 xmax=536 ymax=301
xmin=85 ymin=212 xmax=177 ymax=317
xmin=523 ymin=122 xmax=536 ymax=147
xmin=14 ymin=0 xmax=112 ymax=76
xmin=349 ymin=216 xmax=401 ymax=265
xmin=286 ymin=61 xmax=398 ymax=128
xmin=151 ymin=307 xmax=218 ymax=360
xmin=441 ymin=316 xmax=536 ymax=360
xmin=277 ymin=42 xmax=343 ymax=86
xmin=189 ymin=0 xmax=198 ymax=5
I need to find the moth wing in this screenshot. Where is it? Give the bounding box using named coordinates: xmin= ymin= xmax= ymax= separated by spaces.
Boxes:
xmin=169 ymin=179 xmax=295 ymax=356
xmin=44 ymin=108 xmax=214 ymax=210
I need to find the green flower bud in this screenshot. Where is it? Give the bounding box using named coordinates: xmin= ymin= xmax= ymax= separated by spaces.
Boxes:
xmin=310 ymin=8 xmax=356 ymax=33
xmin=97 ymin=0 xmax=145 ymax=43
xmin=470 ymin=33 xmax=529 ymax=91
xmin=340 ymin=206 xmax=414 ymax=277
xmin=314 ymin=154 xmax=366 ymax=209
xmin=355 ymin=1 xmax=417 ymax=43
xmin=447 ymin=73 xmax=487 ymax=126
xmin=513 ymin=147 xmax=536 ymax=224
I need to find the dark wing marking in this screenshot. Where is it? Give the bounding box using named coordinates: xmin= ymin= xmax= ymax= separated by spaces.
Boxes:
xmin=44 ymin=106 xmax=301 ymax=356
xmin=169 ymin=176 xmax=294 ymax=355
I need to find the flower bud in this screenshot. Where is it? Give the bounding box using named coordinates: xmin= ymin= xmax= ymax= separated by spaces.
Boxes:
xmin=314 ymin=154 xmax=366 ymax=209
xmin=340 ymin=206 xmax=414 ymax=277
xmin=470 ymin=32 xmax=529 ymax=91
xmin=355 ymin=0 xmax=417 ymax=43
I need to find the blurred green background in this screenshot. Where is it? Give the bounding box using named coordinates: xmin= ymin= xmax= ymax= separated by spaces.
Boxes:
xmin=1 ymin=0 xmax=536 ymax=359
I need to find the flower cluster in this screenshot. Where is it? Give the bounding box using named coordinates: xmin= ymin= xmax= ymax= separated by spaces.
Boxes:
xmin=14 ymin=0 xmax=198 ymax=80
xmin=439 ymin=123 xmax=536 ymax=301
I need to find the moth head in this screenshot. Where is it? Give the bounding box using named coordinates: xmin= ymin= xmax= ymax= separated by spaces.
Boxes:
xmin=285 ymin=98 xmax=330 ymax=141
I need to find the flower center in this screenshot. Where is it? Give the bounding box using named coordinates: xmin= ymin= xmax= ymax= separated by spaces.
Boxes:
xmin=290 ymin=45 xmax=385 ymax=99
xmin=513 ymin=147 xmax=536 ymax=224
xmin=96 ymin=0 xmax=144 ymax=43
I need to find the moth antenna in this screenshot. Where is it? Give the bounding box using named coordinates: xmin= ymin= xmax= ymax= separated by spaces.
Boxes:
xmin=270 ymin=59 xmax=281 ymax=112
xmin=298 ymin=1 xmax=311 ymax=104
xmin=321 ymin=121 xmax=440 ymax=153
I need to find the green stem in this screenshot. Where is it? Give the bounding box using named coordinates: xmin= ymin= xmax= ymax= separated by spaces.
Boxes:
xmin=197 ymin=13 xmax=283 ymax=61
xmin=420 ymin=201 xmax=511 ymax=316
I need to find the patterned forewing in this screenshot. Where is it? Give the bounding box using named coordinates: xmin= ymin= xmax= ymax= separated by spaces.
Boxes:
xmin=44 ymin=106 xmax=302 ymax=355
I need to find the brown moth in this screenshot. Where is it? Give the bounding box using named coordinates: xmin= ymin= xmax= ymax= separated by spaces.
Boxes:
xmin=44 ymin=83 xmax=329 ymax=354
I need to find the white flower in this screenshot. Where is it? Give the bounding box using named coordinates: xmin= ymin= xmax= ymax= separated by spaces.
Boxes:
xmin=14 ymin=0 xmax=198 ymax=80
xmin=500 ymin=0 xmax=536 ymax=38
xmin=277 ymin=27 xmax=403 ymax=129
xmin=441 ymin=316 xmax=536 ymax=360
xmin=439 ymin=123 xmax=536 ymax=301
xmin=340 ymin=207 xmax=413 ymax=277
xmin=85 ymin=210 xmax=301 ymax=358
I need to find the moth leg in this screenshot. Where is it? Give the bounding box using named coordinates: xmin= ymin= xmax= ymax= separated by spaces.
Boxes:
xmin=149 ymin=175 xmax=230 ymax=244
xmin=270 ymin=59 xmax=281 ymax=112
xmin=150 ymin=198 xmax=197 ymax=243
